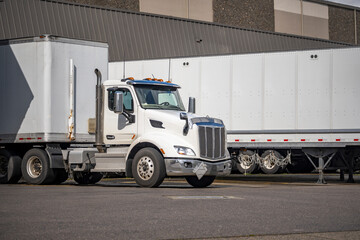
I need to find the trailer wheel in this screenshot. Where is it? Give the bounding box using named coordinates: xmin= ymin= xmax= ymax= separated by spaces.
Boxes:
xmin=0 ymin=149 xmax=22 ymax=184
xmin=21 ymin=148 xmax=55 ymax=185
xmin=73 ymin=172 xmax=103 ymax=185
xmin=132 ymin=148 xmax=165 ymax=187
xmin=53 ymin=169 xmax=69 ymax=184
xmin=236 ymin=150 xmax=259 ymax=174
xmin=185 ymin=176 xmax=215 ymax=188
xmin=260 ymin=150 xmax=284 ymax=174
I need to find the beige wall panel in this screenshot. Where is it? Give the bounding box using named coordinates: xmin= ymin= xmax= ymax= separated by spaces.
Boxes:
xmin=303 ymin=15 xmax=329 ymax=39
xmin=189 ymin=0 xmax=213 ymax=22
xmin=275 ymin=10 xmax=302 ymax=35
xmin=139 ymin=0 xmax=188 ymax=18
xmin=274 ymin=0 xmax=301 ymax=14
xmin=303 ymin=1 xmax=328 ymax=19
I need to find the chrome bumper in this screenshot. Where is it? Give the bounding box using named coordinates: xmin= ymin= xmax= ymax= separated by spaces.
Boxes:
xmin=165 ymin=158 xmax=232 ymax=177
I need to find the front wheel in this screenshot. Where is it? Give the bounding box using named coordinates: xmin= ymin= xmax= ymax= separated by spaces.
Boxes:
xmin=185 ymin=176 xmax=215 ymax=188
xmin=73 ymin=172 xmax=103 ymax=185
xmin=132 ymin=148 xmax=166 ymax=187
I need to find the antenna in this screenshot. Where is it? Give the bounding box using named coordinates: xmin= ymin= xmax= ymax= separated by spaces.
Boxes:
xmin=168 ymin=58 xmax=171 ymax=82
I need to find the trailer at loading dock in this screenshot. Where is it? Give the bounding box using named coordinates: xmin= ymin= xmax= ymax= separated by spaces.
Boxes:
xmin=109 ymin=46 xmax=360 ymax=183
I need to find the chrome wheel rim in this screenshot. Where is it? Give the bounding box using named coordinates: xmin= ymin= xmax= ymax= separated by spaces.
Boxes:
xmin=240 ymin=155 xmax=252 ymax=170
xmin=27 ymin=156 xmax=42 ymax=178
xmin=137 ymin=156 xmax=154 ymax=180
xmin=263 ymin=158 xmax=275 ymax=170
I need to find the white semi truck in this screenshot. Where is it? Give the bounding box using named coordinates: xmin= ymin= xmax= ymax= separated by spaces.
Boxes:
xmin=0 ymin=35 xmax=232 ymax=187
xmin=109 ymin=46 xmax=360 ymax=183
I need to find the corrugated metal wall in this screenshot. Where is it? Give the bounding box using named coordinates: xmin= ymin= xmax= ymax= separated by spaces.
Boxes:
xmin=0 ymin=0 xmax=349 ymax=61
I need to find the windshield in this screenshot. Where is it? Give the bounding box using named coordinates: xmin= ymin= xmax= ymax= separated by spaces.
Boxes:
xmin=134 ymin=85 xmax=185 ymax=111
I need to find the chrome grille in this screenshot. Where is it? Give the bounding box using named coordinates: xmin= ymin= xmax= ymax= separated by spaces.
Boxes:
xmin=199 ymin=125 xmax=226 ymax=159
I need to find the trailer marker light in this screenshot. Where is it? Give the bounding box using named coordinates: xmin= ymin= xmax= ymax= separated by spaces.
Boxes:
xmin=284 ymin=139 xmax=288 ymax=142
xmin=251 ymin=139 xmax=255 ymax=142
xmin=267 ymin=139 xmax=272 ymax=142
xmin=131 ymin=134 xmax=136 ymax=140
xmin=301 ymin=139 xmax=306 ymax=142
xmin=354 ymin=139 xmax=359 ymax=142
xmin=160 ymin=148 xmax=165 ymax=154
xmin=37 ymin=137 xmax=42 ymax=140
xmin=336 ymin=139 xmax=341 ymax=141
xmin=318 ymin=139 xmax=323 ymax=142
xmin=27 ymin=138 xmax=32 ymax=140
xmin=235 ymin=139 xmax=239 ymax=142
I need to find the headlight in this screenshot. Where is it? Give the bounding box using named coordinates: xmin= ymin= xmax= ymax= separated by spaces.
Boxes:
xmin=174 ymin=146 xmax=196 ymax=156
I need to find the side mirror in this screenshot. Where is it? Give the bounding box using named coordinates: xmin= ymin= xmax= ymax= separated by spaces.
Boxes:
xmin=188 ymin=97 xmax=196 ymax=114
xmin=114 ymin=91 xmax=124 ymax=114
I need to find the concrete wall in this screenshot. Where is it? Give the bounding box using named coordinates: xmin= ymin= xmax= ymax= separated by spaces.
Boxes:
xmin=329 ymin=6 xmax=356 ymax=44
xmin=213 ymin=0 xmax=274 ymax=32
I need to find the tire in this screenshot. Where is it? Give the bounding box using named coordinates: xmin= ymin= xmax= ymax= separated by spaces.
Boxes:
xmin=0 ymin=149 xmax=22 ymax=184
xmin=132 ymin=148 xmax=166 ymax=188
xmin=73 ymin=172 xmax=103 ymax=185
xmin=53 ymin=169 xmax=69 ymax=184
xmin=185 ymin=176 xmax=215 ymax=188
xmin=21 ymin=148 xmax=55 ymax=185
xmin=260 ymin=150 xmax=284 ymax=174
xmin=236 ymin=150 xmax=259 ymax=174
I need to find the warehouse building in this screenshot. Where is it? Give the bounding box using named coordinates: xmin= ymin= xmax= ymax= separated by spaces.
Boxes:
xmin=0 ymin=0 xmax=352 ymax=61
xmin=63 ymin=0 xmax=360 ymax=45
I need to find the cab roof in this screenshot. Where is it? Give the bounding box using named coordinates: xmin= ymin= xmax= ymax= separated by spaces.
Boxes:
xmin=127 ymin=80 xmax=180 ymax=88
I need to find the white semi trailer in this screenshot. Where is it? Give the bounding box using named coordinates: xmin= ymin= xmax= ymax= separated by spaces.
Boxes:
xmin=0 ymin=35 xmax=232 ymax=187
xmin=109 ymin=46 xmax=360 ymax=183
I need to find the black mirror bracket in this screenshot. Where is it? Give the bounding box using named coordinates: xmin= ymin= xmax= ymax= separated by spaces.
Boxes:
xmin=180 ymin=112 xmax=189 ymax=135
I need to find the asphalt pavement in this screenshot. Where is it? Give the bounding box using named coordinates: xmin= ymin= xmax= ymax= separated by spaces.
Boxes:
xmin=0 ymin=174 xmax=359 ymax=240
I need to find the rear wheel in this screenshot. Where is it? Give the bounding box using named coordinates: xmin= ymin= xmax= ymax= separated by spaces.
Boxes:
xmin=132 ymin=148 xmax=166 ymax=188
xmin=0 ymin=149 xmax=22 ymax=184
xmin=236 ymin=150 xmax=259 ymax=174
xmin=185 ymin=176 xmax=215 ymax=188
xmin=260 ymin=150 xmax=284 ymax=174
xmin=21 ymin=148 xmax=55 ymax=185
xmin=73 ymin=172 xmax=103 ymax=185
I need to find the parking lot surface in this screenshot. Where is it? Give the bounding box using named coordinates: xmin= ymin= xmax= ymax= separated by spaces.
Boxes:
xmin=0 ymin=174 xmax=359 ymax=240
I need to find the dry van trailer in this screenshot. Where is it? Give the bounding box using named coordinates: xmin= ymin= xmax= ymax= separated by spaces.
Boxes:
xmin=109 ymin=46 xmax=360 ymax=183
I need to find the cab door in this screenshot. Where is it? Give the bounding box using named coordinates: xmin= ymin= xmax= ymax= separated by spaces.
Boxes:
xmin=103 ymin=87 xmax=137 ymax=145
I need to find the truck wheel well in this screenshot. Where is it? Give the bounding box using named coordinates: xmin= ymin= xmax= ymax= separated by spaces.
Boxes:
xmin=126 ymin=142 xmax=163 ymax=178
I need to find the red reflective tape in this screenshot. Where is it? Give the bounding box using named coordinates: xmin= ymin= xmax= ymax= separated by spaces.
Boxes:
xmin=355 ymin=139 xmax=359 ymax=142
xmin=267 ymin=139 xmax=272 ymax=142
xmin=301 ymin=139 xmax=306 ymax=142
xmin=251 ymin=139 xmax=255 ymax=142
xmin=318 ymin=139 xmax=323 ymax=142
xmin=27 ymin=138 xmax=32 ymax=140
xmin=37 ymin=137 xmax=42 ymax=140
xmin=19 ymin=138 xmax=24 ymax=140
xmin=284 ymin=139 xmax=288 ymax=142
xmin=336 ymin=139 xmax=341 ymax=142
xmin=235 ymin=139 xmax=239 ymax=142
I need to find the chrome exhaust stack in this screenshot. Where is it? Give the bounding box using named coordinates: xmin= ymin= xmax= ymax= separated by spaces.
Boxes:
xmin=94 ymin=69 xmax=105 ymax=153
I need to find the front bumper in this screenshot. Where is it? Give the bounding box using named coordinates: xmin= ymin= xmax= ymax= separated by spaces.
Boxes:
xmin=165 ymin=158 xmax=232 ymax=177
